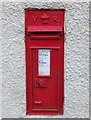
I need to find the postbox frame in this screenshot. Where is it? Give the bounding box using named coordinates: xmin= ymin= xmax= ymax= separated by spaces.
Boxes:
xmin=25 ymin=9 xmax=65 ymax=115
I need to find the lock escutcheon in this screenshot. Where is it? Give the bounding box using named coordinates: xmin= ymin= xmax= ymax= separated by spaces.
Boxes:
xmin=34 ymin=79 xmax=47 ymax=88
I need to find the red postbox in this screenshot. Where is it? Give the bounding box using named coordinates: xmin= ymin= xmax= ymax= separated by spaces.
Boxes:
xmin=25 ymin=9 xmax=65 ymax=115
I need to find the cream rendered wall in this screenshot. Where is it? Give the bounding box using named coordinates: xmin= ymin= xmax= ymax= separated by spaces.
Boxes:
xmin=2 ymin=1 xmax=89 ymax=118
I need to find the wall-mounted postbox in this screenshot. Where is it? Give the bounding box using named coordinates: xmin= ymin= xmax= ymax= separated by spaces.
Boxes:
xmin=25 ymin=9 xmax=65 ymax=115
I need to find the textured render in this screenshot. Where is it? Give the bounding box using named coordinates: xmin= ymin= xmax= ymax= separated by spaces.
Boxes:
xmin=0 ymin=1 xmax=2 ymax=119
xmin=2 ymin=1 xmax=89 ymax=118
xmin=89 ymin=2 xmax=91 ymax=120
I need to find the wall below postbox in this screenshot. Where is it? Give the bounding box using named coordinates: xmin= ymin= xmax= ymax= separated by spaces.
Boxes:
xmin=2 ymin=1 xmax=89 ymax=118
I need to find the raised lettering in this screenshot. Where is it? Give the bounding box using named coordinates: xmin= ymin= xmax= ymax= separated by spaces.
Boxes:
xmin=53 ymin=16 xmax=58 ymax=23
xmin=33 ymin=16 xmax=38 ymax=22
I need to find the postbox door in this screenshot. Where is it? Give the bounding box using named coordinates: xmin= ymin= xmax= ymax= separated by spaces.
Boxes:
xmin=32 ymin=48 xmax=59 ymax=111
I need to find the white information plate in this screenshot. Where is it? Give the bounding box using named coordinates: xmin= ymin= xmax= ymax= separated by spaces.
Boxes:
xmin=38 ymin=49 xmax=50 ymax=76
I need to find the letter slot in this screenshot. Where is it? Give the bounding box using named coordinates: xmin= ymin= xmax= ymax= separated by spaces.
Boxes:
xmin=27 ymin=26 xmax=63 ymax=40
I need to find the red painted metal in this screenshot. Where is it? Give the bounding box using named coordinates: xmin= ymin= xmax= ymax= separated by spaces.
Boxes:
xmin=25 ymin=9 xmax=65 ymax=115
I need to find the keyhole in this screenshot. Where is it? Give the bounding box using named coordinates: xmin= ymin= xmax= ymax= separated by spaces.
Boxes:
xmin=38 ymin=82 xmax=40 ymax=87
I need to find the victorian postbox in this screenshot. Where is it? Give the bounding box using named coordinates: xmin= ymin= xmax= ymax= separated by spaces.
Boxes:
xmin=25 ymin=9 xmax=65 ymax=115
